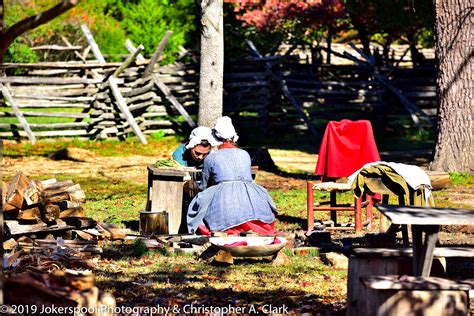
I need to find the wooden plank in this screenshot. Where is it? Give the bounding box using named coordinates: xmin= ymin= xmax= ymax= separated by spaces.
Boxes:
xmin=108 ymin=76 xmax=147 ymax=144
xmin=112 ymin=44 xmax=144 ymax=78
xmin=28 ymin=69 xmax=80 ymax=76
xmin=143 ymin=30 xmax=172 ymax=77
xmin=0 ymin=122 xmax=89 ymax=130
xmin=80 ymin=24 xmax=106 ymax=63
xmin=362 ymin=275 xmax=472 ymax=291
xmin=0 ymin=111 xmax=89 ymax=119
xmin=6 ymin=221 xmax=74 ymax=236
xmin=0 ymin=84 xmax=37 ymax=144
xmin=0 ymin=76 xmax=101 ymax=85
xmin=11 ymin=95 xmax=94 ymax=102
xmin=0 ymin=62 xmax=123 ymax=69
xmin=0 ymin=130 xmax=89 ymax=137
xmin=31 ymin=45 xmax=83 ymax=51
xmin=353 ymin=247 xmax=474 ymax=258
xmin=377 ymin=205 xmax=474 ymax=225
xmin=6 ymin=103 xmax=90 ymax=109
xmin=152 ymin=75 xmax=196 ymax=128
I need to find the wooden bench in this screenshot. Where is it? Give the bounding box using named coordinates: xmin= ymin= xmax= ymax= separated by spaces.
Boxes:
xmin=359 ymin=275 xmax=473 ymax=315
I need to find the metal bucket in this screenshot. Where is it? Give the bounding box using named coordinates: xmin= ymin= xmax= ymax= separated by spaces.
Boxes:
xmin=139 ymin=210 xmax=168 ymax=235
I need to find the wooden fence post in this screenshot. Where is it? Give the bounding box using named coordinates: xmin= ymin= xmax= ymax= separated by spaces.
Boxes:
xmin=143 ymin=31 xmax=172 ymax=78
xmin=107 ymin=44 xmax=148 ymax=144
xmin=0 ymin=83 xmax=37 ymax=144
xmin=80 ymin=24 xmax=106 ymax=63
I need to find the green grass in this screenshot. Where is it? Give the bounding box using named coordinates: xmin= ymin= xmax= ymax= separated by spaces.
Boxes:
xmin=0 ymin=107 xmax=84 ymax=124
xmin=2 ymin=136 xmax=182 ymax=158
xmin=449 ymin=172 xmax=474 ymax=186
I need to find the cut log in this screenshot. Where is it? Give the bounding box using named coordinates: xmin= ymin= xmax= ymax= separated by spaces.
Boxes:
xmin=43 ymin=192 xmax=70 ymax=203
xmin=59 ymin=207 xmax=85 ymax=218
xmin=5 ymin=171 xmax=30 ymax=208
xmin=426 ymin=171 xmax=450 ymax=190
xmin=24 ymin=180 xmax=42 ymax=205
xmin=43 ymin=189 xmax=86 ymax=203
xmin=40 ymin=178 xmax=58 ymax=189
xmin=55 ymin=200 xmax=82 ymax=210
xmin=18 ymin=207 xmax=41 ymax=221
xmin=100 ymin=223 xmax=126 ymax=240
xmin=42 ymin=204 xmax=61 ymax=222
xmin=62 ymin=217 xmax=97 ymax=229
xmin=3 ymin=181 xmax=18 ymax=211
xmin=73 ymin=230 xmax=96 ymax=241
xmin=43 ymin=183 xmax=81 ymax=198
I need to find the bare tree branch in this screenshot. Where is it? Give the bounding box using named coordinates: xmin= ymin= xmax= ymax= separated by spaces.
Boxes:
xmin=0 ymin=0 xmax=81 ymax=61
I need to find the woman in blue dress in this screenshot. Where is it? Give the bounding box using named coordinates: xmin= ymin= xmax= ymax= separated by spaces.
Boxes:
xmin=187 ymin=117 xmax=277 ymax=235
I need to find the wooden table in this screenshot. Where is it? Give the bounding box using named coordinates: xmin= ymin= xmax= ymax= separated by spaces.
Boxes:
xmin=146 ymin=165 xmax=200 ymax=234
xmin=376 ymin=204 xmax=474 ymax=276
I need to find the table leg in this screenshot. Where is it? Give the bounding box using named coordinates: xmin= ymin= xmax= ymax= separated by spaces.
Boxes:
xmin=420 ymin=225 xmax=439 ymax=277
xmin=307 ymin=181 xmax=314 ymax=231
xmin=412 ymin=225 xmax=439 ymax=276
xmin=412 ymin=226 xmax=423 ymax=276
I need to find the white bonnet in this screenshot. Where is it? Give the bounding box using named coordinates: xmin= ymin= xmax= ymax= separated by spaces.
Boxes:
xmin=213 ymin=116 xmax=239 ymax=143
xmin=185 ymin=126 xmax=217 ymax=149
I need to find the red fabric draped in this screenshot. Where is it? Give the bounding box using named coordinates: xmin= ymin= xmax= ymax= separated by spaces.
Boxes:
xmin=315 ymin=120 xmax=380 ymax=180
xmin=197 ymin=220 xmax=276 ymax=236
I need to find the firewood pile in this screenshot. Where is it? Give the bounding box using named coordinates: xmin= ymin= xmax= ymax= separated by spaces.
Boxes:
xmin=2 ymin=171 xmax=126 ymax=242
xmin=1 ymin=171 xmax=125 ymax=314
xmin=4 ymin=243 xmax=115 ymax=315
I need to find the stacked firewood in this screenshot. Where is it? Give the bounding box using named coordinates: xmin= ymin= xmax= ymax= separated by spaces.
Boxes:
xmin=2 ymin=171 xmax=87 ymax=236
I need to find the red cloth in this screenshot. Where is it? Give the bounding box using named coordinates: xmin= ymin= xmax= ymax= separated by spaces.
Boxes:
xmin=197 ymin=220 xmax=276 ymax=236
xmin=315 ymin=120 xmax=380 ymax=179
xmin=223 ymin=237 xmax=281 ymax=247
xmin=224 ymin=241 xmax=248 ymax=247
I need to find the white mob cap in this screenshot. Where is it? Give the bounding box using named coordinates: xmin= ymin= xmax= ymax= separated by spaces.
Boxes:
xmin=213 ymin=116 xmax=239 ymax=143
xmin=185 ymin=126 xmax=217 ymax=149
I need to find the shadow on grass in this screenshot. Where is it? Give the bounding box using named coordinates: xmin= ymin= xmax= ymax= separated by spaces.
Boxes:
xmin=94 ymin=268 xmax=346 ymax=315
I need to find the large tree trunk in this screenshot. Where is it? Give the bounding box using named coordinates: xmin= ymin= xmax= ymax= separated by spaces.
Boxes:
xmin=198 ymin=0 xmax=224 ymax=127
xmin=430 ymin=0 xmax=473 ymax=172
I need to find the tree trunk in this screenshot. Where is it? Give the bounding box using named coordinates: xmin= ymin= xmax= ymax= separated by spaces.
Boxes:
xmin=430 ymin=0 xmax=473 ymax=172
xmin=198 ymin=0 xmax=224 ymax=127
xmin=352 ymin=19 xmax=371 ymax=57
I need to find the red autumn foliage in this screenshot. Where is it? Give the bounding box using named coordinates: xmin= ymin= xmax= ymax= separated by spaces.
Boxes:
xmin=226 ymin=0 xmax=347 ymax=35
